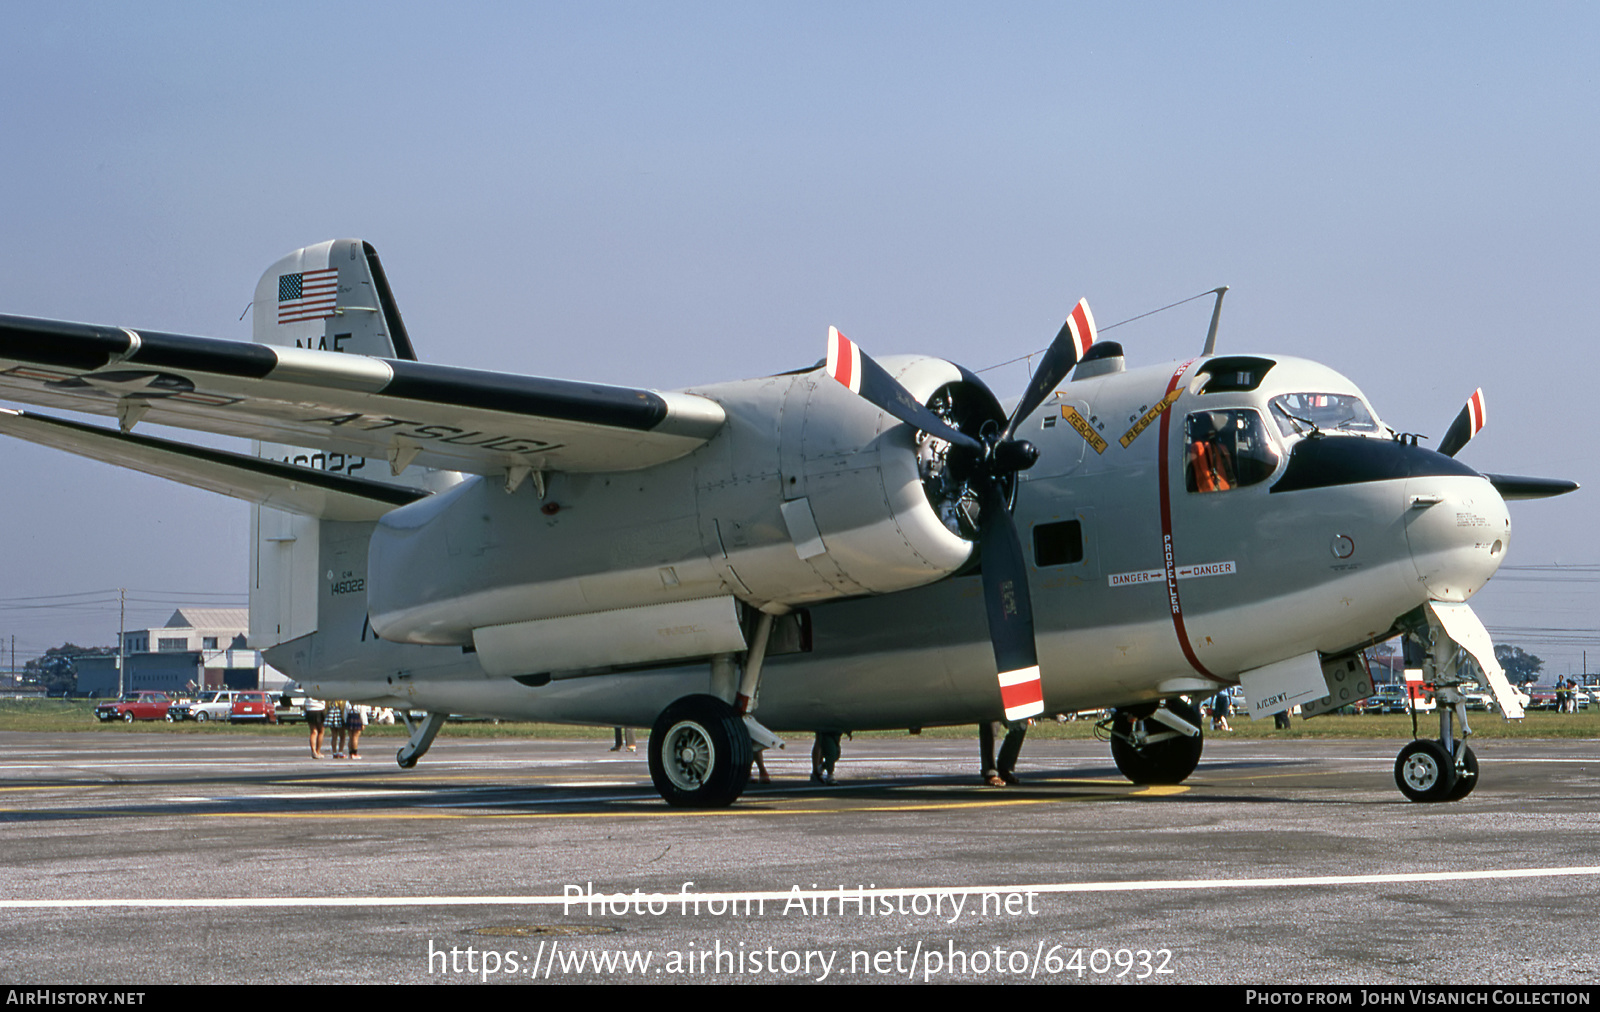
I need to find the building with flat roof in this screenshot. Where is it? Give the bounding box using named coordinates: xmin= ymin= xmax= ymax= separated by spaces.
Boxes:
xmin=79 ymin=608 xmax=285 ymax=697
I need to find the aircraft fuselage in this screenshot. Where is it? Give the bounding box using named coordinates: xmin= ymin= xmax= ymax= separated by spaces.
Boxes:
xmin=277 ymin=350 xmax=1509 ymax=733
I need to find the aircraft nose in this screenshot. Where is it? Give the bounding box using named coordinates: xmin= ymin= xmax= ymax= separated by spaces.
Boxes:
xmin=1403 ymin=474 xmax=1510 ymax=602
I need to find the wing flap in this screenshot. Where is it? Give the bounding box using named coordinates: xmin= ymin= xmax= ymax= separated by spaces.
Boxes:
xmin=0 ymin=314 xmax=725 ymax=475
xmin=0 ymin=408 xmax=425 ymax=521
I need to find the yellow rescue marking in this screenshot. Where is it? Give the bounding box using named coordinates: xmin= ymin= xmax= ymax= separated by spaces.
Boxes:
xmin=1060 ymin=406 xmax=1107 ymax=454
xmin=1118 ymin=388 xmax=1183 ymax=448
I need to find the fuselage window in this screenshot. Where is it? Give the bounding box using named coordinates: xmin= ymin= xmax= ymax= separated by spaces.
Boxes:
xmin=1033 ymin=520 xmax=1084 ymax=567
xmin=1186 ymin=409 xmax=1279 ymax=493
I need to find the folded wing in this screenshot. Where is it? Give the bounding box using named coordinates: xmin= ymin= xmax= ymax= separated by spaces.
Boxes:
xmin=0 ymin=314 xmax=725 ymax=478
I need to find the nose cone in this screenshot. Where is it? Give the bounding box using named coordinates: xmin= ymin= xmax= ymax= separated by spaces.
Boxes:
xmin=1404 ymin=474 xmax=1510 ymax=602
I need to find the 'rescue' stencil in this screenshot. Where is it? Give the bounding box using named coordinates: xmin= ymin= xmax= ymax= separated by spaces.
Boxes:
xmin=1061 ymin=406 xmax=1107 ymax=454
xmin=1119 ymin=388 xmax=1183 ymax=448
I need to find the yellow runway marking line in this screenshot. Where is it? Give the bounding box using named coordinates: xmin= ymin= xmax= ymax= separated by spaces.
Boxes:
xmin=204 ymin=786 xmax=1186 ymax=820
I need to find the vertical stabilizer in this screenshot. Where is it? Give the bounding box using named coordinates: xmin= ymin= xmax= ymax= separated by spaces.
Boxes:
xmin=246 ymin=239 xmax=419 ymax=650
xmin=250 ymin=239 xmax=416 ymax=359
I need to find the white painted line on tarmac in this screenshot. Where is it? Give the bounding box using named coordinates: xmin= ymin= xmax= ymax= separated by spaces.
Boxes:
xmin=5 ymin=865 xmax=1598 ymax=909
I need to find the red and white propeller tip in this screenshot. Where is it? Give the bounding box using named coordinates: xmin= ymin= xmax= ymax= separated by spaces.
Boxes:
xmin=1064 ymin=297 xmax=1097 ymax=361
xmin=825 ymin=326 xmax=861 ymax=395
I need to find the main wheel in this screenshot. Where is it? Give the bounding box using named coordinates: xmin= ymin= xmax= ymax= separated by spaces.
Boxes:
xmin=1446 ymin=744 xmax=1479 ymax=801
xmin=1394 ymin=739 xmax=1457 ymax=802
xmin=648 ymin=695 xmax=752 ymax=808
xmin=1110 ymin=698 xmax=1205 ymax=785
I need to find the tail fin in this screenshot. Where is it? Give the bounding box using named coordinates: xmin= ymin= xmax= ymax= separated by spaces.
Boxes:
xmin=250 ymin=239 xmax=416 ymax=359
xmin=248 ymin=240 xmax=420 ymax=650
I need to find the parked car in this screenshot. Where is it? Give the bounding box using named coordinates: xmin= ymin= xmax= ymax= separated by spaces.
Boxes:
xmin=1369 ymin=683 xmax=1436 ymax=714
xmin=164 ymin=695 xmax=199 ymax=721
xmin=229 ymin=690 xmax=278 ymax=724
xmin=94 ymin=692 xmax=173 ymax=723
xmin=274 ymin=691 xmax=310 ymax=724
xmin=186 ymin=690 xmax=243 ymax=722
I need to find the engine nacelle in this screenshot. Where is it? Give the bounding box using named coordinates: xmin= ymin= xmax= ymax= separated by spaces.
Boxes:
xmin=367 ymin=356 xmax=999 ymax=669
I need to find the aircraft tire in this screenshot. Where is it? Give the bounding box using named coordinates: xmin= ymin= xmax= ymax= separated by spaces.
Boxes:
xmin=648 ymin=695 xmax=751 ymax=808
xmin=1394 ymin=739 xmax=1457 ymax=802
xmin=1445 ymin=744 xmax=1478 ymax=802
xmin=1109 ymin=699 xmax=1204 ymax=785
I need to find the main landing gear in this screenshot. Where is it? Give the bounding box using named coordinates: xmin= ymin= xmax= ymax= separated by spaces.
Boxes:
xmin=647 ymin=694 xmax=753 ymax=807
xmin=1102 ymin=697 xmax=1205 ymax=786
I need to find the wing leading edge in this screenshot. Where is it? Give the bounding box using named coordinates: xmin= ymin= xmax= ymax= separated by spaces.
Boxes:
xmin=0 ymin=314 xmax=726 ymax=477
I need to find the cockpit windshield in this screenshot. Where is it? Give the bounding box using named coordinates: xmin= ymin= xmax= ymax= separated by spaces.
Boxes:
xmin=1269 ymin=393 xmax=1380 ymax=438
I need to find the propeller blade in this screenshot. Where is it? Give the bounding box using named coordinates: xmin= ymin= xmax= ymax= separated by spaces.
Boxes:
xmin=976 ymin=477 xmax=1044 ymax=721
xmin=825 ymin=326 xmax=981 ymax=452
xmin=1437 ymin=388 xmax=1486 ymax=458
xmin=1481 ymin=473 xmax=1580 ymax=500
xmin=1004 ymin=298 xmax=1097 ymax=439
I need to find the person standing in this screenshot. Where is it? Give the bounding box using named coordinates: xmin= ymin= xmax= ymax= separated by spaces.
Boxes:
xmin=346 ymin=703 xmax=365 ymax=759
xmin=811 ymin=731 xmax=842 ymax=785
xmin=303 ymin=695 xmax=328 ymax=758
xmin=979 ymin=720 xmax=1027 ymax=787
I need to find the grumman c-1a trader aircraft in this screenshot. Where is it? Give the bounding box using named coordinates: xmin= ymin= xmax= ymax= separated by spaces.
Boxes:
xmin=0 ymin=240 xmax=1577 ymax=806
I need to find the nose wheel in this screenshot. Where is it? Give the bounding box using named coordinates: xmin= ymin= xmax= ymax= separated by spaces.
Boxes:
xmin=1394 ymin=739 xmax=1477 ymax=802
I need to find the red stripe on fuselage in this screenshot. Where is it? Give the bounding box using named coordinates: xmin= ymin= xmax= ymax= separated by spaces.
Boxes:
xmin=1155 ymin=359 xmax=1221 ymax=682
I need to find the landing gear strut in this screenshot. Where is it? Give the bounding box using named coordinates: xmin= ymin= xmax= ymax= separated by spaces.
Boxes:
xmin=1104 ymin=697 xmax=1205 ymax=785
xmin=648 ymin=694 xmax=752 ymax=808
xmin=396 ymin=710 xmax=447 ymax=769
xmin=1392 ymin=608 xmax=1492 ymax=803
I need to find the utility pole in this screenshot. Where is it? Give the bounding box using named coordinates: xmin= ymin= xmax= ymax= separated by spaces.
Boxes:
xmin=117 ymin=588 xmax=126 ymax=698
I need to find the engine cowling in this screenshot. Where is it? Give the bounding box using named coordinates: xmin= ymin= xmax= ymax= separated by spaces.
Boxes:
xmin=366 ymin=356 xmax=1002 ymax=660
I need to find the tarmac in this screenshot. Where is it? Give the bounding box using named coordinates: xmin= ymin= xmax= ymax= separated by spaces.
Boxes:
xmin=1 ymin=729 xmax=1597 ymax=985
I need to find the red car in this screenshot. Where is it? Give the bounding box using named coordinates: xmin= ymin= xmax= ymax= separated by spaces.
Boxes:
xmin=95 ymin=692 xmax=173 ymax=723
xmin=229 ymin=691 xmax=279 ymax=724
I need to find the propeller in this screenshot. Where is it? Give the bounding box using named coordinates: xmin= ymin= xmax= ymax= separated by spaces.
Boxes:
xmin=825 ymin=298 xmax=1098 ymax=720
xmin=1437 ymin=388 xmax=1486 ymax=458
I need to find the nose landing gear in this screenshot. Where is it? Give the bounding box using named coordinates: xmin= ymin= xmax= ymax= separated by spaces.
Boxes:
xmin=1393 ymin=602 xmax=1508 ymax=802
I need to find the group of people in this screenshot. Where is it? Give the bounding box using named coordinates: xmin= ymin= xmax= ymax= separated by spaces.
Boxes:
xmin=303 ymin=697 xmax=365 ymax=759
xmin=1553 ymin=678 xmax=1587 ymax=713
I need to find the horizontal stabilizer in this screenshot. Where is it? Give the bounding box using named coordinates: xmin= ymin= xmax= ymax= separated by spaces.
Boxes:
xmin=0 ymin=409 xmax=425 ymax=521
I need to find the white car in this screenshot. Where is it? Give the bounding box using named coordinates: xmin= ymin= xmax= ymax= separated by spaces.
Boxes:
xmin=188 ymin=690 xmax=243 ymax=722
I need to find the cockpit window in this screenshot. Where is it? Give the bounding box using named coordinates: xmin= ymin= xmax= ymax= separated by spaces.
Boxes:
xmin=1186 ymin=409 xmax=1280 ymax=493
xmin=1269 ymin=393 xmax=1380 ymax=438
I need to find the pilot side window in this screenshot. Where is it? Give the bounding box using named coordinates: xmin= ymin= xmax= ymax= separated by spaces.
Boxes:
xmin=1185 ymin=409 xmax=1279 ymax=493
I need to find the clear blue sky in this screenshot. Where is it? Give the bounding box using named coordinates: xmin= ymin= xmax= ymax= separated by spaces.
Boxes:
xmin=1 ymin=2 xmax=1595 ymax=676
